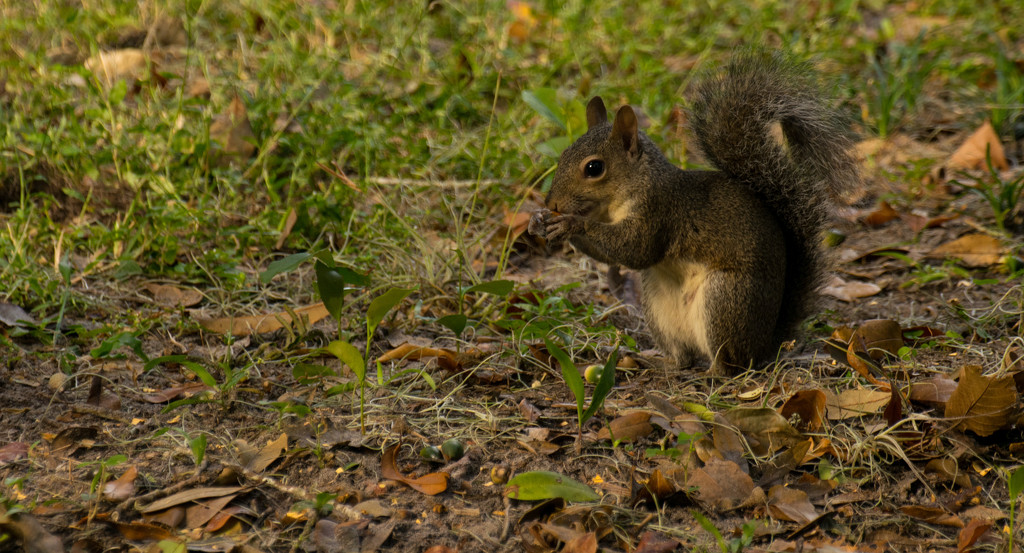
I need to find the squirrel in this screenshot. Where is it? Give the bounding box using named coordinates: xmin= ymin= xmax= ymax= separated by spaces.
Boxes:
xmin=528 ymin=52 xmax=858 ymax=374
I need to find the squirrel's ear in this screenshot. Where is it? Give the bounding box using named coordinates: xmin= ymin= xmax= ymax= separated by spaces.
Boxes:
xmin=586 ymin=97 xmax=607 ymax=130
xmin=611 ymin=105 xmax=640 ymax=160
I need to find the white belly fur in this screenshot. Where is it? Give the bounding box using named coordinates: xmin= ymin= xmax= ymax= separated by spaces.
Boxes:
xmin=642 ymin=260 xmax=712 ymax=359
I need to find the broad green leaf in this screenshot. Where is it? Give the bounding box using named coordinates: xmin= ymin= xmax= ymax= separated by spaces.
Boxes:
xmin=563 ymin=98 xmax=588 ymax=138
xmin=1010 ymin=466 xmax=1024 ymax=498
xmin=146 ymin=356 xmax=217 ymax=388
xmin=521 ymin=88 xmax=566 ymax=130
xmin=190 ymin=434 xmax=207 ymax=465
xmin=316 ymin=261 xmax=348 ymax=321
xmin=436 ymin=314 xmax=468 ymax=337
xmin=464 ymin=279 xmax=514 ymax=297
xmin=545 ymin=338 xmax=584 ymax=417
xmin=326 ymin=340 xmax=365 ymax=380
xmin=537 ymin=136 xmax=572 ymax=158
xmin=293 ymin=363 xmax=335 ymax=384
xmin=581 ymin=350 xmax=617 ymax=424
xmin=91 ymin=331 xmax=146 ymax=361
xmin=260 ymin=252 xmax=311 ymax=284
xmin=182 ymin=363 xmax=218 ymax=388
xmin=366 ymin=287 xmax=415 ymax=339
xmin=108 ymin=78 xmax=127 ymax=105
xmin=505 ymin=471 xmax=599 ymax=502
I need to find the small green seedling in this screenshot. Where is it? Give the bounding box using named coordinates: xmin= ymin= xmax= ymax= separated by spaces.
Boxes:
xmin=326 ymin=340 xmax=367 ymax=433
xmin=544 ymin=338 xmax=617 ymax=449
xmin=1009 ymin=466 xmax=1024 ymax=553
xmin=693 ymin=511 xmax=758 ymax=553
xmin=189 ymin=434 xmax=207 ymax=467
xmin=436 ymin=278 xmax=513 ymax=346
xmin=145 ymin=355 xmax=246 ymax=412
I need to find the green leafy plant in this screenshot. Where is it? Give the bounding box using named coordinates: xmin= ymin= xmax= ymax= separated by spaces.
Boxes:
xmin=863 ymin=30 xmax=933 ymax=138
xmin=544 ymin=338 xmax=617 ymax=448
xmin=957 ymin=155 xmax=1024 ymax=235
xmin=693 ymin=511 xmax=758 ymax=553
xmin=326 ymin=286 xmax=415 ymax=434
xmin=146 ymin=355 xmax=248 ymax=412
xmin=189 ymin=434 xmax=207 ymax=467
xmin=436 ymin=278 xmax=514 ymax=346
xmin=78 ymin=454 xmax=127 ymax=497
xmin=1009 ymin=466 xmax=1024 ymax=553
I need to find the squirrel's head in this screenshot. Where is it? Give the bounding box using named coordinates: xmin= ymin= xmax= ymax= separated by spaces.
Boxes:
xmin=546 ymin=96 xmax=645 ymax=222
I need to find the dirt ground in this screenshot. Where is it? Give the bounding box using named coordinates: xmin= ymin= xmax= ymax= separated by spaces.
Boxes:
xmin=3 ymin=140 xmax=1024 ymax=553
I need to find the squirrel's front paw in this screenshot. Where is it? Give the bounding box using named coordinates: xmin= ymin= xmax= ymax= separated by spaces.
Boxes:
xmin=528 ymin=209 xmax=551 ymax=238
xmin=544 ymin=213 xmax=583 ymax=243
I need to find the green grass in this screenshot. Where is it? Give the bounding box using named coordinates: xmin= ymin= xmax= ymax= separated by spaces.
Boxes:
xmin=1 ymin=0 xmax=1022 ymax=352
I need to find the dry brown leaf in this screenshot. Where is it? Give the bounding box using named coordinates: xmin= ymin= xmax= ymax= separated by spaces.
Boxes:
xmin=634 ymin=530 xmax=682 ymax=553
xmin=944 ymin=365 xmax=1017 ymax=436
xmin=845 ymin=320 xmax=901 ymax=385
xmin=210 ymin=94 xmax=256 ymax=165
xmin=85 ymin=49 xmax=148 ymax=87
xmin=562 ymin=531 xmax=598 ymax=553
xmin=826 ymin=389 xmax=890 ymax=420
xmin=925 ymin=458 xmax=971 ymax=488
xmin=821 ymin=276 xmax=882 ymax=303
xmin=144 ymin=283 xmax=203 ymax=308
xmin=0 ymin=442 xmax=28 ymax=465
xmin=102 ymin=465 xmax=138 ymax=501
xmin=194 ymin=302 xmax=329 ymax=336
xmin=184 ymin=494 xmax=237 ymax=529
xmin=596 ymin=411 xmax=653 ymax=442
xmin=722 ymin=408 xmax=804 ymax=456
xmin=380 ymin=443 xmax=449 ymax=496
xmin=86 ymin=375 xmax=122 ymax=412
xmin=900 ymin=505 xmax=964 ymax=527
xmin=902 ymin=213 xmax=958 ymax=233
xmin=928 ymin=233 xmax=1006 ymax=268
xmin=141 ymin=506 xmax=185 ymax=529
xmin=247 ymin=433 xmax=287 ymax=473
xmin=957 ymin=519 xmax=992 ymax=553
xmin=634 ymin=469 xmax=679 ymax=506
xmin=377 ymin=343 xmax=457 ymax=364
xmin=205 ymin=505 xmax=246 ymax=532
xmin=779 ymin=390 xmax=826 ymax=432
xmin=423 ymin=546 xmax=459 ymax=553
xmin=862 ymin=201 xmax=900 ymax=226
xmin=685 ymin=458 xmax=755 ymax=511
xmin=142 ymin=382 xmax=212 ymax=404
xmin=947 ymin=121 xmax=1008 ymax=171
xmin=907 ymin=376 xmax=957 ymax=408
xmin=109 ymin=520 xmax=175 ymax=540
xmin=767 ymin=485 xmax=817 ymax=524
xmin=141 ymin=486 xmax=245 ymax=513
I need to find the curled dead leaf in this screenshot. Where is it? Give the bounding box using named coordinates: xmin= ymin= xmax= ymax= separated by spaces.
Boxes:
xmin=380 ymin=443 xmax=449 ymax=496
xmin=779 ymin=390 xmax=826 ymax=432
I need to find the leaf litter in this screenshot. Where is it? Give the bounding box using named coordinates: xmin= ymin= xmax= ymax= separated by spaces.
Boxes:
xmin=4 ymin=3 xmax=1024 ymax=553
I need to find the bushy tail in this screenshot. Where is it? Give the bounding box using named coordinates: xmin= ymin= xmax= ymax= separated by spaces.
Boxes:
xmin=690 ymin=51 xmax=859 ymax=341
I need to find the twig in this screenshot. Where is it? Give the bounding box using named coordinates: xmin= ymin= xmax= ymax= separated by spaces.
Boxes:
xmin=114 ymin=460 xmax=209 ymax=518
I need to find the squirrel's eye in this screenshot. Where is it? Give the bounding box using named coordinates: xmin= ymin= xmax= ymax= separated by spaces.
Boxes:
xmin=583 ymin=159 xmax=605 ymax=178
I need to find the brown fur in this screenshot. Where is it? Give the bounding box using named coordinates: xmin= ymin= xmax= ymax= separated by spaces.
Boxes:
xmin=534 ymin=52 xmax=858 ymax=374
